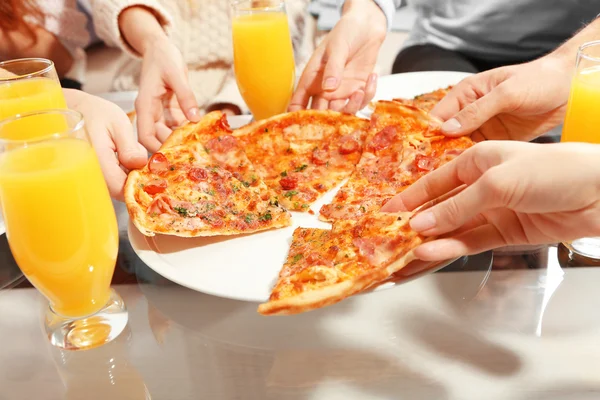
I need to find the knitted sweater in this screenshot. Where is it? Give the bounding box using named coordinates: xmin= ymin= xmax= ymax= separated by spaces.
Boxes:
xmin=27 ymin=0 xmax=90 ymax=83
xmin=89 ymin=0 xmax=317 ymax=113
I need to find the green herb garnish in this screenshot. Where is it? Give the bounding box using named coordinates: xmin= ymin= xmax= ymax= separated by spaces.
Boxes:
xmin=294 ymin=164 xmax=308 ymax=172
xmin=244 ymin=214 xmax=253 ymax=223
xmin=280 ymin=170 xmax=288 ymax=177
xmin=291 ymin=254 xmax=303 ymax=265
xmin=284 ymin=190 xmax=298 ymax=198
xmin=259 ymin=212 xmax=272 ymax=222
xmin=173 ymin=207 xmax=188 ymax=217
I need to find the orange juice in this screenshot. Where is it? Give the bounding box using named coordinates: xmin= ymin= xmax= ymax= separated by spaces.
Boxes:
xmin=0 ymin=138 xmax=118 ymax=317
xmin=0 ymin=77 xmax=68 ymax=138
xmin=232 ymin=12 xmax=295 ymax=120
xmin=561 ymin=65 xmax=600 ymax=144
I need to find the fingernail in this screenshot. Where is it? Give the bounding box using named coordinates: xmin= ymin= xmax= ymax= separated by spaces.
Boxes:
xmin=441 ymin=118 xmax=461 ymax=133
xmin=323 ymin=77 xmax=337 ymax=90
xmin=410 ymin=211 xmax=436 ymax=232
xmin=188 ymin=107 xmax=200 ymax=121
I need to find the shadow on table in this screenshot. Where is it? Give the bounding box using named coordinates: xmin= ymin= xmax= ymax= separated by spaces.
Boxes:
xmin=517 ymin=386 xmax=600 ymax=400
xmin=394 ymin=311 xmax=522 ymax=377
xmin=133 ymin=262 xmax=450 ymax=400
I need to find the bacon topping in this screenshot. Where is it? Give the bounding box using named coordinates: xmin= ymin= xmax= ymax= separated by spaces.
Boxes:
xmin=205 ymin=135 xmax=238 ymax=154
xmin=338 ymin=135 xmax=360 ymax=155
xmin=368 ymin=126 xmax=397 ymax=152
xmin=311 ymin=148 xmax=328 ymax=165
xmin=188 ymin=167 xmax=209 ymax=181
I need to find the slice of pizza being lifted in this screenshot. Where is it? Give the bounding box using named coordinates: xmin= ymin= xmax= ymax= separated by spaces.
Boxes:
xmin=258 ymin=211 xmax=425 ymax=315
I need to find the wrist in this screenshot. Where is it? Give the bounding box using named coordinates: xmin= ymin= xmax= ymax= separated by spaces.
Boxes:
xmin=342 ymin=0 xmax=387 ymax=29
xmin=119 ymin=6 xmax=168 ymax=56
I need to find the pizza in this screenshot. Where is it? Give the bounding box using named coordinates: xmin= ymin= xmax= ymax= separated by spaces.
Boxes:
xmin=233 ymin=110 xmax=369 ymax=211
xmin=124 ymin=112 xmax=291 ymax=237
xmin=392 ymin=86 xmax=453 ymax=112
xmin=124 ymin=86 xmax=471 ymax=316
xmin=258 ymin=211 xmax=424 ymax=315
xmin=319 ymin=101 xmax=473 ymax=222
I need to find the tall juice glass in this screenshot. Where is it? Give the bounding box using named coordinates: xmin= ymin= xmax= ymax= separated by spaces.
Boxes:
xmin=231 ymin=0 xmax=295 ymax=120
xmin=561 ymin=40 xmax=600 ymax=261
xmin=0 ymin=110 xmax=127 ymax=350
xmin=0 ymin=58 xmax=67 ymax=131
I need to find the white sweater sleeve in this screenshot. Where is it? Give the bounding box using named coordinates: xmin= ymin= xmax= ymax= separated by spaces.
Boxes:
xmin=88 ymin=0 xmax=173 ymax=58
xmin=339 ymin=0 xmax=402 ymax=31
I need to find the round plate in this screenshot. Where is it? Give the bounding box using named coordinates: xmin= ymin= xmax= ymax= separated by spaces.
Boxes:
xmin=126 ymin=71 xmax=475 ymax=302
xmin=358 ymin=71 xmax=472 ymax=118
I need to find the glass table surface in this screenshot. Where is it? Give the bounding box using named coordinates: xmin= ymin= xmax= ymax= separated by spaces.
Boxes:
xmin=1 ymin=198 xmax=600 ymax=400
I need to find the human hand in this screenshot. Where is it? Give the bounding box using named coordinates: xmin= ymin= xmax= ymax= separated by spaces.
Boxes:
xmin=381 ymin=141 xmax=600 ymax=261
xmin=431 ymin=56 xmax=572 ymax=142
xmin=65 ymin=89 xmax=148 ymax=201
xmin=289 ymin=0 xmax=385 ymax=114
xmin=135 ymin=36 xmax=200 ymax=152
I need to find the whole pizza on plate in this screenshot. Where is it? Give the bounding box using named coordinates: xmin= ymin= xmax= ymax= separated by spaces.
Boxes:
xmin=125 ymin=89 xmax=474 ymax=315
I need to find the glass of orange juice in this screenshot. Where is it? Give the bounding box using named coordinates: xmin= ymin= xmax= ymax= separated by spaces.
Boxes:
xmin=561 ymin=40 xmax=600 ymax=261
xmin=0 ymin=58 xmax=67 ymax=121
xmin=0 ymin=109 xmax=127 ymax=350
xmin=231 ymin=0 xmax=295 ymax=120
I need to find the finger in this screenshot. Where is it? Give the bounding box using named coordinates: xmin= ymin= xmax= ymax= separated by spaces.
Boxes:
xmin=155 ymin=122 xmax=173 ymax=143
xmin=343 ymin=90 xmax=365 ymax=115
xmin=290 ymin=49 xmax=325 ymax=111
xmin=414 ymin=224 xmax=507 ymax=261
xmin=329 ymin=99 xmax=347 ymax=112
xmin=87 ymin=123 xmax=129 ymax=201
xmin=109 ymin=118 xmax=148 ymax=171
xmin=382 ymin=158 xmax=467 ymax=213
xmin=435 ymin=84 xmax=510 ymax=137
xmin=311 ymin=96 xmax=329 ymax=110
xmin=135 ymin=90 xmax=163 ymax=153
xmin=322 ymin=37 xmax=349 ymax=92
xmin=167 ymin=70 xmax=200 ymax=122
xmin=362 ymin=73 xmax=377 ymax=109
xmin=409 ymin=173 xmax=502 ymax=236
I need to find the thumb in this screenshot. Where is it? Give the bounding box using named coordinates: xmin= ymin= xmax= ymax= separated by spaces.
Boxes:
xmin=119 ymin=142 xmax=149 ymax=170
xmin=322 ymin=37 xmax=349 ymax=92
xmin=438 ymin=87 xmax=505 ymax=137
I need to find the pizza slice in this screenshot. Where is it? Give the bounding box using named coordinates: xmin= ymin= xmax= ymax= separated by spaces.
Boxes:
xmin=392 ymin=86 xmax=453 ymax=112
xmin=233 ymin=110 xmax=369 ymax=211
xmin=162 ymin=111 xmax=263 ymax=191
xmin=125 ymin=142 xmax=291 ymax=237
xmin=258 ymin=211 xmax=424 ymax=315
xmin=320 ymin=101 xmax=473 ymax=222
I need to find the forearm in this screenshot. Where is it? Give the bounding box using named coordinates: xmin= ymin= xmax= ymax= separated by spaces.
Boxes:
xmin=118 ymin=6 xmax=168 ymax=56
xmin=547 ymin=17 xmax=600 ymax=69
xmin=341 ymin=0 xmax=397 ymax=29
xmin=89 ymin=0 xmax=172 ymax=57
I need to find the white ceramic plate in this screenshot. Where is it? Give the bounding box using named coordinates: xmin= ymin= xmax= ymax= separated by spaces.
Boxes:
xmin=358 ymin=71 xmax=472 ymax=118
xmin=126 ymin=72 xmax=473 ymax=302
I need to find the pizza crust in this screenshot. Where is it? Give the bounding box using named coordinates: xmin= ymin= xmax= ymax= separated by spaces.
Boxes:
xmin=257 ymin=235 xmax=423 ymax=316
